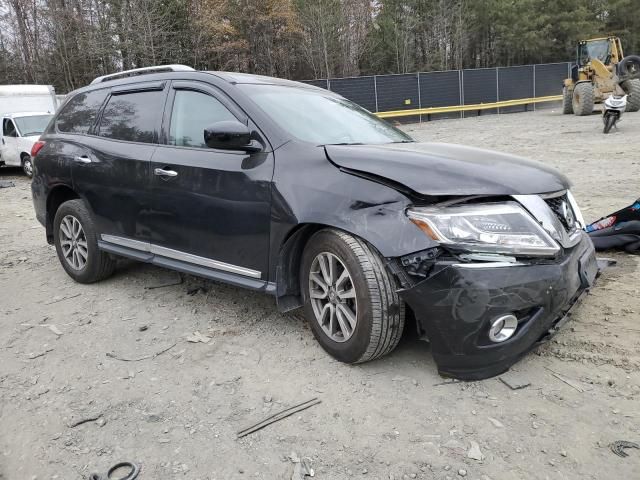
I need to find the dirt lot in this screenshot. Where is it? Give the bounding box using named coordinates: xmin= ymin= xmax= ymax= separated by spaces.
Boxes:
xmin=1 ymin=108 xmax=639 ymax=480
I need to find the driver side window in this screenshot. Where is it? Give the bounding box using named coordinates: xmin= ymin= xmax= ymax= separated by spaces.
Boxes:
xmin=2 ymin=119 xmax=17 ymax=137
xmin=169 ymin=90 xmax=237 ymax=149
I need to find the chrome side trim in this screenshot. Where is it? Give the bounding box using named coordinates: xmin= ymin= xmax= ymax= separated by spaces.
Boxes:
xmin=513 ymin=194 xmax=583 ymax=249
xmin=458 ymin=253 xmax=518 ymax=263
xmin=453 ymin=262 xmax=525 ymax=269
xmin=566 ymin=191 xmax=586 ymax=229
xmin=100 ymin=234 xmax=261 ymax=279
xmin=101 ymin=234 xmax=151 ymax=252
xmin=538 ymin=190 xmax=567 ymax=200
xmin=150 ymin=245 xmax=262 ymax=279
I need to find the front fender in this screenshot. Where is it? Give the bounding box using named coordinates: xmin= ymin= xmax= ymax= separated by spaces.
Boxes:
xmin=268 ymin=142 xmax=438 ymax=286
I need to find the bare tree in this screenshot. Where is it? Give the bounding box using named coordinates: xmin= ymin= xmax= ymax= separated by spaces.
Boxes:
xmin=0 ymin=0 xmax=632 ymax=91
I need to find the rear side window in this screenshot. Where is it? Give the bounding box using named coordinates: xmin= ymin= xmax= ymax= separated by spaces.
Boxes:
xmin=98 ymin=90 xmax=164 ymax=144
xmin=56 ymin=90 xmax=108 ymax=134
xmin=169 ymin=90 xmax=237 ymax=148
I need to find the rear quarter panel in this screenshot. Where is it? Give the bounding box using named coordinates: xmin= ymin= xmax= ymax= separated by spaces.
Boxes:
xmin=30 ymin=136 xmax=74 ymax=227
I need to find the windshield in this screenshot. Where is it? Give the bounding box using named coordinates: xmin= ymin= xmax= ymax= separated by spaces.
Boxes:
xmin=238 ymin=84 xmax=413 ymax=145
xmin=579 ymin=40 xmax=610 ymax=65
xmin=14 ymin=115 xmax=53 ymax=137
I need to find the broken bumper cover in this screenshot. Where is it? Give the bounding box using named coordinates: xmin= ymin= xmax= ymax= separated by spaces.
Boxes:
xmin=399 ymin=234 xmax=598 ymax=380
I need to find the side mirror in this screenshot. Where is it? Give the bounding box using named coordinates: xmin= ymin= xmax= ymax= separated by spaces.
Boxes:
xmin=204 ymin=121 xmax=261 ymax=152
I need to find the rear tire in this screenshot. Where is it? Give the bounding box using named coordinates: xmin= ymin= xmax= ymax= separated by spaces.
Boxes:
xmin=21 ymin=155 xmax=33 ymax=178
xmin=53 ymin=199 xmax=116 ymax=283
xmin=573 ymin=82 xmax=595 ymax=116
xmin=622 ymin=79 xmax=640 ymax=112
xmin=301 ymin=229 xmax=405 ymax=364
xmin=562 ymin=87 xmax=574 ymax=114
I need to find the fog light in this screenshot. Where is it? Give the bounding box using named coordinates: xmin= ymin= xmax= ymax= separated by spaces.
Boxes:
xmin=488 ymin=314 xmax=518 ymax=343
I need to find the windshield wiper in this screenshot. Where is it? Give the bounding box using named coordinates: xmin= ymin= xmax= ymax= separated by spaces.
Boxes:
xmin=325 ymin=142 xmax=365 ymax=146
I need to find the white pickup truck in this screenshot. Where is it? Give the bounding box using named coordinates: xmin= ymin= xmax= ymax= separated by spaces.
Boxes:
xmin=1 ymin=85 xmax=58 ymax=177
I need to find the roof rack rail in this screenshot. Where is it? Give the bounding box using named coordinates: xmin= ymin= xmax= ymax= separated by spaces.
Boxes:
xmin=90 ymin=65 xmax=195 ymax=85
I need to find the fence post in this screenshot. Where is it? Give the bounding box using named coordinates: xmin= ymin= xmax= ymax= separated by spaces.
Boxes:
xmin=496 ymin=67 xmax=500 ymax=115
xmin=327 ymin=78 xmax=331 ymax=91
xmin=416 ymin=72 xmax=422 ymax=123
xmin=373 ymin=75 xmax=379 ymax=113
xmin=533 ymin=64 xmax=536 ymax=111
xmin=459 ymin=70 xmax=464 ymax=119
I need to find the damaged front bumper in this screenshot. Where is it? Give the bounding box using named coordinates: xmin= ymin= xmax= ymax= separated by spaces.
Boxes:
xmin=397 ymin=233 xmax=598 ymax=380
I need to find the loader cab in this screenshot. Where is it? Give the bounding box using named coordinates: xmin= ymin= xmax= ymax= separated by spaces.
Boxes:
xmin=577 ymin=37 xmax=623 ymax=67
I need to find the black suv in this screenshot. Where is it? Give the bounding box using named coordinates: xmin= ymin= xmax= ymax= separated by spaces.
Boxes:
xmin=31 ymin=65 xmax=598 ymax=380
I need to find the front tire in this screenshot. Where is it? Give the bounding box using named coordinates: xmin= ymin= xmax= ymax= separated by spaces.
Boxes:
xmin=53 ymin=199 xmax=116 ymax=283
xmin=301 ymin=229 xmax=405 ymax=364
xmin=603 ymin=113 xmax=616 ymax=134
xmin=573 ymin=82 xmax=595 ymax=116
xmin=21 ymin=155 xmax=33 ymax=178
xmin=562 ymin=87 xmax=574 ymax=114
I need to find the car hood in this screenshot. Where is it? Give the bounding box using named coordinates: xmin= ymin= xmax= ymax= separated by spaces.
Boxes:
xmin=324 ymin=142 xmax=571 ymax=197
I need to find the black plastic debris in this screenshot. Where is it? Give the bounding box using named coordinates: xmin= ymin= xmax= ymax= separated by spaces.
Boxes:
xmin=610 ymin=440 xmax=639 ymax=458
xmin=89 ymin=461 xmax=140 ymax=480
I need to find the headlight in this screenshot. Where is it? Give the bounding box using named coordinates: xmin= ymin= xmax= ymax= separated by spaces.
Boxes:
xmin=407 ymin=202 xmax=560 ymax=257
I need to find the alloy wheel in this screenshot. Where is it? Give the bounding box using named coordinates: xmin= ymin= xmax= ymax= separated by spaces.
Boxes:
xmin=308 ymin=252 xmax=358 ymax=343
xmin=59 ymin=215 xmax=88 ymax=270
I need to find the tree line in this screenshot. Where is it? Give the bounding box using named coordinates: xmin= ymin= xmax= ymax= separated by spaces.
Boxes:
xmin=1 ymin=0 xmax=639 ymax=93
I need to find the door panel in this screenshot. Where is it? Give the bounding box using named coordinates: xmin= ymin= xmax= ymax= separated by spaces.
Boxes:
xmin=150 ymin=146 xmax=273 ymax=278
xmin=149 ymin=84 xmax=273 ymax=279
xmin=72 ymin=137 xmax=155 ymax=241
xmin=71 ymin=84 xmax=167 ymax=243
xmin=1 ymin=118 xmax=20 ymax=166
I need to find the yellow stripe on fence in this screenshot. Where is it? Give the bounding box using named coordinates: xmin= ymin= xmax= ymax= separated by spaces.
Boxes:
xmin=375 ymin=95 xmax=563 ymax=119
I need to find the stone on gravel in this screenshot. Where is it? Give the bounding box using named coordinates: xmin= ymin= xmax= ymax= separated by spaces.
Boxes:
xmin=488 ymin=417 xmax=504 ymax=428
xmin=186 ymin=331 xmax=211 ymax=343
xmin=467 ymin=440 xmax=485 ymax=461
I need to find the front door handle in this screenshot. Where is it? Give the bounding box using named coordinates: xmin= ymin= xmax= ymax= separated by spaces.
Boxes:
xmin=154 ymin=168 xmax=178 ymax=178
xmin=74 ymin=155 xmax=91 ymax=164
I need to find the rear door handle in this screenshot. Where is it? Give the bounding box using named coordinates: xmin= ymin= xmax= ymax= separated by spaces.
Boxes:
xmin=74 ymin=155 xmax=91 ymax=164
xmin=154 ymin=168 xmax=178 ymax=178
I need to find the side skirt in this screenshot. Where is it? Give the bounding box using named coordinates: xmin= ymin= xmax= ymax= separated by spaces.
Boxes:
xmin=98 ymin=240 xmax=276 ymax=294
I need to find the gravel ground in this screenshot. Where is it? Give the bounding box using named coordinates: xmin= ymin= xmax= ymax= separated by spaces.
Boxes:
xmin=1 ymin=108 xmax=639 ymax=480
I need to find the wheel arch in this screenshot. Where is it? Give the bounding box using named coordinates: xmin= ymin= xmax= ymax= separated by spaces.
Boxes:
xmin=273 ymin=221 xmax=412 ymax=313
xmin=274 ymin=223 xmax=327 ymax=312
xmin=46 ymin=184 xmax=80 ymax=243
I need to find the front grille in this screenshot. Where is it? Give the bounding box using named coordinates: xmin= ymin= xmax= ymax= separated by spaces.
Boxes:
xmin=544 ymin=194 xmax=576 ymax=232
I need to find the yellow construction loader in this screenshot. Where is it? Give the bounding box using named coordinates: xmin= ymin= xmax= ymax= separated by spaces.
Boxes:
xmin=563 ymin=36 xmax=640 ymax=115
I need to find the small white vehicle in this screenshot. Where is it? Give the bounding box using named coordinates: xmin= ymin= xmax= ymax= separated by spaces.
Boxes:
xmin=1 ymin=85 xmax=58 ymax=177
xmin=602 ymin=94 xmax=627 ymax=134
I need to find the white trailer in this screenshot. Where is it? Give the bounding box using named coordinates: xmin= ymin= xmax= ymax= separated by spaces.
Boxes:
xmin=0 ymin=85 xmax=58 ymax=116
xmin=1 ymin=85 xmax=58 ymax=177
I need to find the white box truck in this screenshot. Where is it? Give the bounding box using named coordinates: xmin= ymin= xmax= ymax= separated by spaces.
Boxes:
xmin=1 ymin=85 xmax=58 ymax=177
